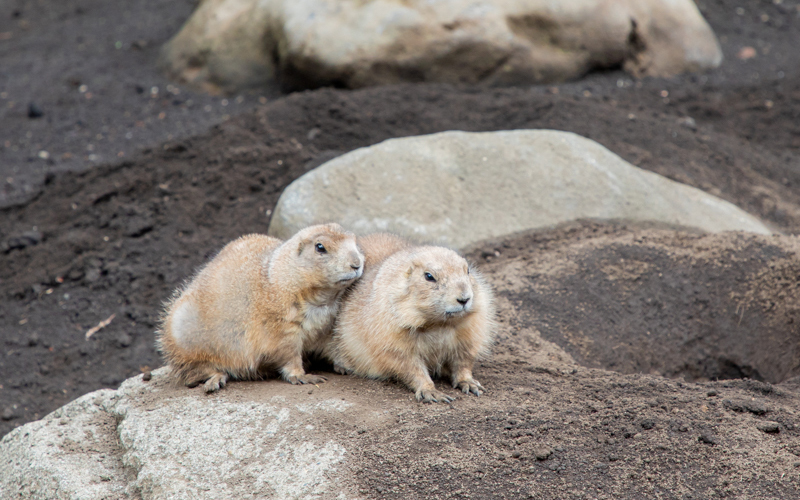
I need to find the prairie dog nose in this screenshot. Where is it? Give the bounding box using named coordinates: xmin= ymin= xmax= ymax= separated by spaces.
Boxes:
xmin=349 ymin=250 xmax=364 ymax=270
xmin=456 ymin=295 xmax=472 ymax=306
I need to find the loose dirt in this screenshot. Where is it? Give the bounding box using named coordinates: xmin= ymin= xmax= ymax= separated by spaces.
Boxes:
xmin=1 ymin=1 xmax=800 ymax=475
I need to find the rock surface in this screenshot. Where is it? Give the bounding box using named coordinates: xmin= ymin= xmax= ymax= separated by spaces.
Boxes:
xmin=268 ymin=130 xmax=771 ymax=248
xmin=161 ymin=0 xmax=722 ymax=93
xmin=3 ymin=224 xmax=800 ymax=499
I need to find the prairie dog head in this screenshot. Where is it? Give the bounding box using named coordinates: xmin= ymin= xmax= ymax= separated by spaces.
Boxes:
xmin=272 ymin=223 xmax=364 ymax=288
xmin=380 ymin=246 xmax=477 ymax=328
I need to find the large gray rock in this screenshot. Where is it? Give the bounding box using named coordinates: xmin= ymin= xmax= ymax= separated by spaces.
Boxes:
xmin=0 ymin=369 xmax=359 ymax=500
xmin=161 ymin=0 xmax=722 ymax=93
xmin=268 ymin=130 xmax=772 ymax=248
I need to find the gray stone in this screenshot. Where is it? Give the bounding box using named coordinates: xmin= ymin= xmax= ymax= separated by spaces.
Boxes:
xmin=535 ymin=446 xmax=553 ymax=460
xmin=268 ymin=130 xmax=771 ymax=248
xmin=0 ymin=369 xmax=356 ymax=500
xmin=161 ymin=0 xmax=722 ymax=93
xmin=756 ymin=421 xmax=780 ymax=434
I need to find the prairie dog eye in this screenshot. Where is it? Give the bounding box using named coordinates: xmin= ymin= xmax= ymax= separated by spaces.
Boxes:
xmin=424 ymin=272 xmax=436 ymax=282
xmin=315 ymin=243 xmax=327 ymax=254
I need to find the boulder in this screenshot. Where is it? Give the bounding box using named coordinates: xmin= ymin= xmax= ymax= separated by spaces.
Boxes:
xmin=161 ymin=0 xmax=722 ymax=93
xmin=268 ymin=130 xmax=771 ymax=248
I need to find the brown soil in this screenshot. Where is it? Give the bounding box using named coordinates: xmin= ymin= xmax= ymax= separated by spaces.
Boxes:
xmin=465 ymin=222 xmax=800 ymax=385
xmin=1 ymin=2 xmax=800 ymax=490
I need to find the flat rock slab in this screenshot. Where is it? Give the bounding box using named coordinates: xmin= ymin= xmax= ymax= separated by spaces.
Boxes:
xmin=268 ymin=130 xmax=771 ymax=247
xmin=161 ymin=0 xmax=722 ymax=93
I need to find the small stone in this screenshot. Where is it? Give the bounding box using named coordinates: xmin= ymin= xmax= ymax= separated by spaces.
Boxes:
xmin=756 ymin=422 xmax=780 ymax=434
xmin=723 ymin=398 xmax=767 ymax=415
xmin=678 ymin=116 xmax=697 ymax=131
xmin=142 ymin=371 xmax=152 ymax=382
xmin=27 ymin=332 xmax=40 ymax=346
xmin=27 ymin=102 xmax=43 ymax=118
xmin=641 ymin=419 xmax=655 ymax=430
xmin=737 ymin=46 xmax=757 ymax=60
xmin=698 ymin=433 xmax=718 ymax=445
xmin=706 ymin=390 xmax=718 ymax=397
xmin=117 ymin=333 xmax=132 ymax=348
xmin=534 ymin=447 xmax=552 ymax=460
xmin=1 ymin=407 xmax=17 ymax=421
xmin=512 ymin=451 xmax=522 ymax=459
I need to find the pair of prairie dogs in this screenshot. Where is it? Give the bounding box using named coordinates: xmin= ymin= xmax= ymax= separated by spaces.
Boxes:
xmin=157 ymin=223 xmax=495 ymax=403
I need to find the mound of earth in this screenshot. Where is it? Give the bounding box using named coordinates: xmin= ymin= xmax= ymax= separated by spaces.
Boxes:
xmin=464 ymin=221 xmax=800 ymax=384
xmin=2 ymin=225 xmax=800 ymax=498
xmin=2 ymin=0 xmax=800 ymax=449
xmin=3 ymin=79 xmax=800 ymax=438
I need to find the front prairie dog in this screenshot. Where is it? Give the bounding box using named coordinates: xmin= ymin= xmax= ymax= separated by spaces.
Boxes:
xmin=157 ymin=223 xmax=364 ymax=392
xmin=329 ymin=233 xmax=496 ymax=403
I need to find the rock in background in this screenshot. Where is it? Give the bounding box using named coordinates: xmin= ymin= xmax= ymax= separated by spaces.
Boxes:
xmin=160 ymin=0 xmax=722 ymax=93
xmin=267 ymin=130 xmax=771 ymax=248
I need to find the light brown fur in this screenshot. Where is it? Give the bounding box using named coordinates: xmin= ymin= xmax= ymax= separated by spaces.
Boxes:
xmin=328 ymin=233 xmax=496 ymax=403
xmin=157 ymin=223 xmax=364 ymax=392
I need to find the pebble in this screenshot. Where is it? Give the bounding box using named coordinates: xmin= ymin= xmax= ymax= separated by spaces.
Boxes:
xmin=698 ymin=433 xmax=718 ymax=445
xmin=737 ymin=46 xmax=757 ymax=60
xmin=756 ymin=421 xmax=780 ymax=434
xmin=117 ymin=333 xmax=132 ymax=348
xmin=142 ymin=371 xmax=152 ymax=382
xmin=678 ymin=116 xmax=697 ymax=131
xmin=706 ymin=390 xmax=718 ymax=397
xmin=723 ymin=398 xmax=767 ymax=415
xmin=534 ymin=447 xmax=552 ymax=460
xmin=27 ymin=101 xmax=43 ymax=118
xmin=641 ymin=419 xmax=655 ymax=430
xmin=2 ymin=407 xmax=17 ymax=421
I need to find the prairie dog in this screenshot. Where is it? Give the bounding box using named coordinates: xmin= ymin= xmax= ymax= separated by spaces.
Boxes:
xmin=157 ymin=223 xmax=364 ymax=392
xmin=329 ymin=233 xmax=496 ymax=403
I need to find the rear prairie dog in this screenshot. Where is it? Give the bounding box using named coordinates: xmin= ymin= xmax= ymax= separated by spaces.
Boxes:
xmin=330 ymin=233 xmax=496 ymax=403
xmin=157 ymin=223 xmax=364 ymax=392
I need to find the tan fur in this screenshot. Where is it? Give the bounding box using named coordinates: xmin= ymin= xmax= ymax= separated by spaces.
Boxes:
xmin=157 ymin=223 xmax=364 ymax=392
xmin=328 ymin=233 xmax=496 ymax=403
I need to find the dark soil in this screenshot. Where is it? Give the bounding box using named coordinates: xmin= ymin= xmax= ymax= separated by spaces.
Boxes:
xmin=2 ymin=0 xmax=800 ymax=451
xmin=464 ymin=221 xmax=800 ymax=385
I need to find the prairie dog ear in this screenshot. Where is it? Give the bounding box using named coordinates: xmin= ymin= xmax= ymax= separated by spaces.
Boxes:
xmin=404 ymin=262 xmax=415 ymax=279
xmin=297 ymin=239 xmax=307 ymax=256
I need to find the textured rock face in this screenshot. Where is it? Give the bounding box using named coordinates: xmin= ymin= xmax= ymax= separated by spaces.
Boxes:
xmin=160 ymin=0 xmax=722 ymax=93
xmin=0 ymin=369 xmax=358 ymax=500
xmin=268 ymin=130 xmax=771 ymax=248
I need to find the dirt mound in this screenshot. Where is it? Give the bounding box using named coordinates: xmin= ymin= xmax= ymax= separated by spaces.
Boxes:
xmin=3 ymin=0 xmax=800 ymax=444
xmin=465 ymin=222 xmax=800 ymax=384
xmin=3 ymin=79 xmax=800 ymax=438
